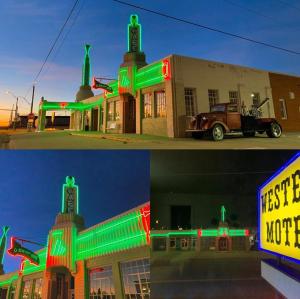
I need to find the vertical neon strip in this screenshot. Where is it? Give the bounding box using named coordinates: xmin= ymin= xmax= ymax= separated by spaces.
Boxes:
xmin=140 ymin=204 xmax=150 ymax=244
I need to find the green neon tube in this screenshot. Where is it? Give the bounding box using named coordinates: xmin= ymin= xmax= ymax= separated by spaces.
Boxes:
xmin=151 ymin=230 xmax=198 ymax=238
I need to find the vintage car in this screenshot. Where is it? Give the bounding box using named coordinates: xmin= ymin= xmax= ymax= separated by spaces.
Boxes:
xmin=186 ymin=102 xmax=282 ymax=141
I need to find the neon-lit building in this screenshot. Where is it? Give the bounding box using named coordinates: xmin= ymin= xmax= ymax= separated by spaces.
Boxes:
xmin=151 ymin=207 xmax=251 ymax=252
xmin=37 ymin=14 xmax=299 ymax=136
xmin=0 ymin=176 xmax=150 ymax=299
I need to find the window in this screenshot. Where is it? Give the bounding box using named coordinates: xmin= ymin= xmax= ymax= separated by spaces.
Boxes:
xmin=108 ymin=102 xmax=115 ymax=121
xmin=154 ymin=91 xmax=166 ymax=118
xmin=107 ymin=101 xmax=120 ymax=121
xmin=115 ymin=101 xmax=120 ymax=120
xmin=208 ymin=89 xmax=219 ymax=110
xmin=33 ymin=278 xmax=43 ymax=299
xmin=143 ymin=93 xmax=152 ymax=118
xmin=121 ymin=258 xmax=150 ymax=299
xmin=279 ymin=99 xmax=288 ymax=119
xmin=22 ymin=281 xmax=31 ymax=299
xmin=90 ymin=266 xmax=115 ymax=299
xmin=185 ymin=88 xmax=197 ymax=116
xmin=229 ymin=91 xmax=239 ymax=105
xmin=251 ymin=92 xmax=260 ymax=108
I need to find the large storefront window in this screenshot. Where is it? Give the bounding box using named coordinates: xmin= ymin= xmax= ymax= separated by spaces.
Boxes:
xmin=33 ymin=278 xmax=43 ymax=299
xmin=108 ymin=101 xmax=121 ymax=121
xmin=22 ymin=281 xmax=31 ymax=299
xmin=154 ymin=91 xmax=166 ymax=118
xmin=143 ymin=93 xmax=152 ymax=118
xmin=90 ymin=266 xmax=115 ymax=299
xmin=121 ymin=258 xmax=150 ymax=299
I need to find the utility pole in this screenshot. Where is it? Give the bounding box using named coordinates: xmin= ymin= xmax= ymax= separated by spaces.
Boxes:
xmin=27 ymin=84 xmax=35 ymax=131
xmin=30 ymin=84 xmax=35 ymax=114
xmin=9 ymin=104 xmax=14 ymax=127
xmin=13 ymin=97 xmax=18 ymax=130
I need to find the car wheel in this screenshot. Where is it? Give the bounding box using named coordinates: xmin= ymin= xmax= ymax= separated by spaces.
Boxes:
xmin=243 ymin=131 xmax=255 ymax=137
xmin=211 ymin=124 xmax=224 ymax=141
xmin=192 ymin=132 xmax=204 ymax=139
xmin=266 ymin=122 xmax=282 ymax=138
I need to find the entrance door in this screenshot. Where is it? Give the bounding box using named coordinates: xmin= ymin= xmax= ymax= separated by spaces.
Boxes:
xmin=171 ymin=206 xmax=191 ymax=229
xmin=219 ymin=237 xmax=228 ymax=251
xmin=91 ymin=108 xmax=99 ymax=131
xmin=56 ymin=274 xmax=68 ymax=299
xmin=0 ymin=289 xmax=8 ymax=299
xmin=124 ymin=95 xmax=136 ymax=133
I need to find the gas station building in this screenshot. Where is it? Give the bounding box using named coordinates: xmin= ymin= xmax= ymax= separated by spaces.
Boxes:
xmin=37 ymin=14 xmax=300 ymax=136
xmin=0 ymin=176 xmax=150 ymax=299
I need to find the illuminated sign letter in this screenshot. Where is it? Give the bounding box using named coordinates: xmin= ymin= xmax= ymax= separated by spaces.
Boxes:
xmin=259 ymin=152 xmax=300 ymax=263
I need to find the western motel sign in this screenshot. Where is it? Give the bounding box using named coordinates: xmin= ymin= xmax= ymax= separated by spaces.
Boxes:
xmin=259 ymin=152 xmax=300 ymax=262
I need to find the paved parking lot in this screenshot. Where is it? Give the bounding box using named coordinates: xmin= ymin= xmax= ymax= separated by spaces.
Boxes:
xmin=151 ymin=251 xmax=285 ymax=299
xmin=1 ymin=130 xmax=300 ymax=149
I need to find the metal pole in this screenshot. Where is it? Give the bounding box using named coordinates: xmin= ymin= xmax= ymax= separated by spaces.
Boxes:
xmin=30 ymin=85 xmax=35 ymax=114
xmin=13 ymin=98 xmax=18 ymax=130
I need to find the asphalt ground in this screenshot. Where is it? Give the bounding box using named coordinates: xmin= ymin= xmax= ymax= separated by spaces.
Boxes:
xmin=1 ymin=130 xmax=300 ymax=149
xmin=151 ymin=251 xmax=285 ymax=299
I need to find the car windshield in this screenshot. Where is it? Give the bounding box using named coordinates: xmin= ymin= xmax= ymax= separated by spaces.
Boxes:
xmin=210 ymin=105 xmax=225 ymax=112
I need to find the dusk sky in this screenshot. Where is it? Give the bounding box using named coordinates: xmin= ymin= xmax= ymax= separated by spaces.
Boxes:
xmin=0 ymin=150 xmax=149 ymax=273
xmin=0 ymin=0 xmax=300 ymax=123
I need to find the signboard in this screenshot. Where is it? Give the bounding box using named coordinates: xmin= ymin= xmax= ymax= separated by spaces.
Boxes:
xmin=7 ymin=238 xmax=40 ymax=265
xmin=128 ymin=14 xmax=141 ymax=53
xmin=62 ymin=176 xmax=79 ymax=214
xmin=92 ymin=77 xmax=113 ymax=93
xmin=258 ymin=152 xmax=300 ymax=263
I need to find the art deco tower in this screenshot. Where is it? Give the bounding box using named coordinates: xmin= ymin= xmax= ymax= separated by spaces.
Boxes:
xmin=75 ymin=44 xmax=94 ymax=102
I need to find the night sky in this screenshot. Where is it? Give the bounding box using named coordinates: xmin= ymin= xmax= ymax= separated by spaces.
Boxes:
xmin=0 ymin=150 xmax=149 ymax=273
xmin=1 ymin=0 xmax=300 ymax=120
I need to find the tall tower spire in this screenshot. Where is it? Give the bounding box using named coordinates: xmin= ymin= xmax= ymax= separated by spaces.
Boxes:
xmin=121 ymin=14 xmax=147 ymax=69
xmin=0 ymin=226 xmax=9 ymax=274
xmin=82 ymin=44 xmax=91 ymax=86
xmin=75 ymin=44 xmax=94 ymax=102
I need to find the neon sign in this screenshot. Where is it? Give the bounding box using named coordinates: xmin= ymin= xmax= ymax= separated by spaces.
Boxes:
xmin=92 ymin=77 xmax=113 ymax=93
xmin=7 ymin=238 xmax=40 ymax=266
xmin=258 ymin=152 xmax=300 ymax=263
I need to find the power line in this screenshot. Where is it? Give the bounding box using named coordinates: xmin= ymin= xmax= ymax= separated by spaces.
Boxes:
xmin=277 ymin=0 xmax=300 ymax=11
xmin=223 ymin=0 xmax=278 ymax=22
xmin=111 ymin=0 xmax=300 ymax=55
xmin=24 ymin=0 xmax=81 ymax=98
xmin=41 ymin=0 xmax=86 ymax=81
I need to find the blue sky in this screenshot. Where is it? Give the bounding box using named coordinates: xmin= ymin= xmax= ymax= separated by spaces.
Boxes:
xmin=0 ymin=0 xmax=300 ymax=118
xmin=0 ymin=150 xmax=149 ymax=273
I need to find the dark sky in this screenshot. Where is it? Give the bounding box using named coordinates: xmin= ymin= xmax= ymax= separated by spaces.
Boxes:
xmin=151 ymin=150 xmax=299 ymax=227
xmin=0 ymin=150 xmax=149 ymax=273
xmin=1 ymin=0 xmax=300 ymax=118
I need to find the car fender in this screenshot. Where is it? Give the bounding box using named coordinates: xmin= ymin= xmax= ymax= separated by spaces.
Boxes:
xmin=209 ymin=121 xmax=230 ymax=133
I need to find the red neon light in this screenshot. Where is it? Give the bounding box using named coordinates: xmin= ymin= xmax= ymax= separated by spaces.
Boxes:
xmin=60 ymin=102 xmax=68 ymax=109
xmin=7 ymin=237 xmax=39 ymax=266
xmin=92 ymin=77 xmax=96 ymax=89
xmin=140 ymin=204 xmax=150 ymax=244
xmin=19 ymin=260 xmax=25 ymax=276
xmin=197 ymin=229 xmax=202 ymax=237
xmin=245 ymin=229 xmax=249 ymax=236
xmin=162 ymin=59 xmax=171 ymax=80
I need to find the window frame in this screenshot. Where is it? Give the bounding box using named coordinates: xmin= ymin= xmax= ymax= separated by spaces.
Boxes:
xmin=184 ymin=88 xmax=197 ymax=117
xmin=279 ymin=98 xmax=288 ymax=120
xmin=208 ymin=89 xmax=219 ymax=110
xmin=154 ymin=90 xmax=167 ymax=118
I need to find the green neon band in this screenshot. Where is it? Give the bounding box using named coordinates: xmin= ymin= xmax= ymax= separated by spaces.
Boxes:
xmin=151 ymin=230 xmax=198 ymax=238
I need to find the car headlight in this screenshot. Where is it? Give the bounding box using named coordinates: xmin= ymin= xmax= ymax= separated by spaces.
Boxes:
xmin=202 ymin=116 xmax=207 ymax=121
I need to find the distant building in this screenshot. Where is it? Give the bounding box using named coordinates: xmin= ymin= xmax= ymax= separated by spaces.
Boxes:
xmin=38 ymin=14 xmax=300 ymax=135
xmin=0 ymin=176 xmax=150 ymax=299
xmin=151 ymin=207 xmax=251 ymax=252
